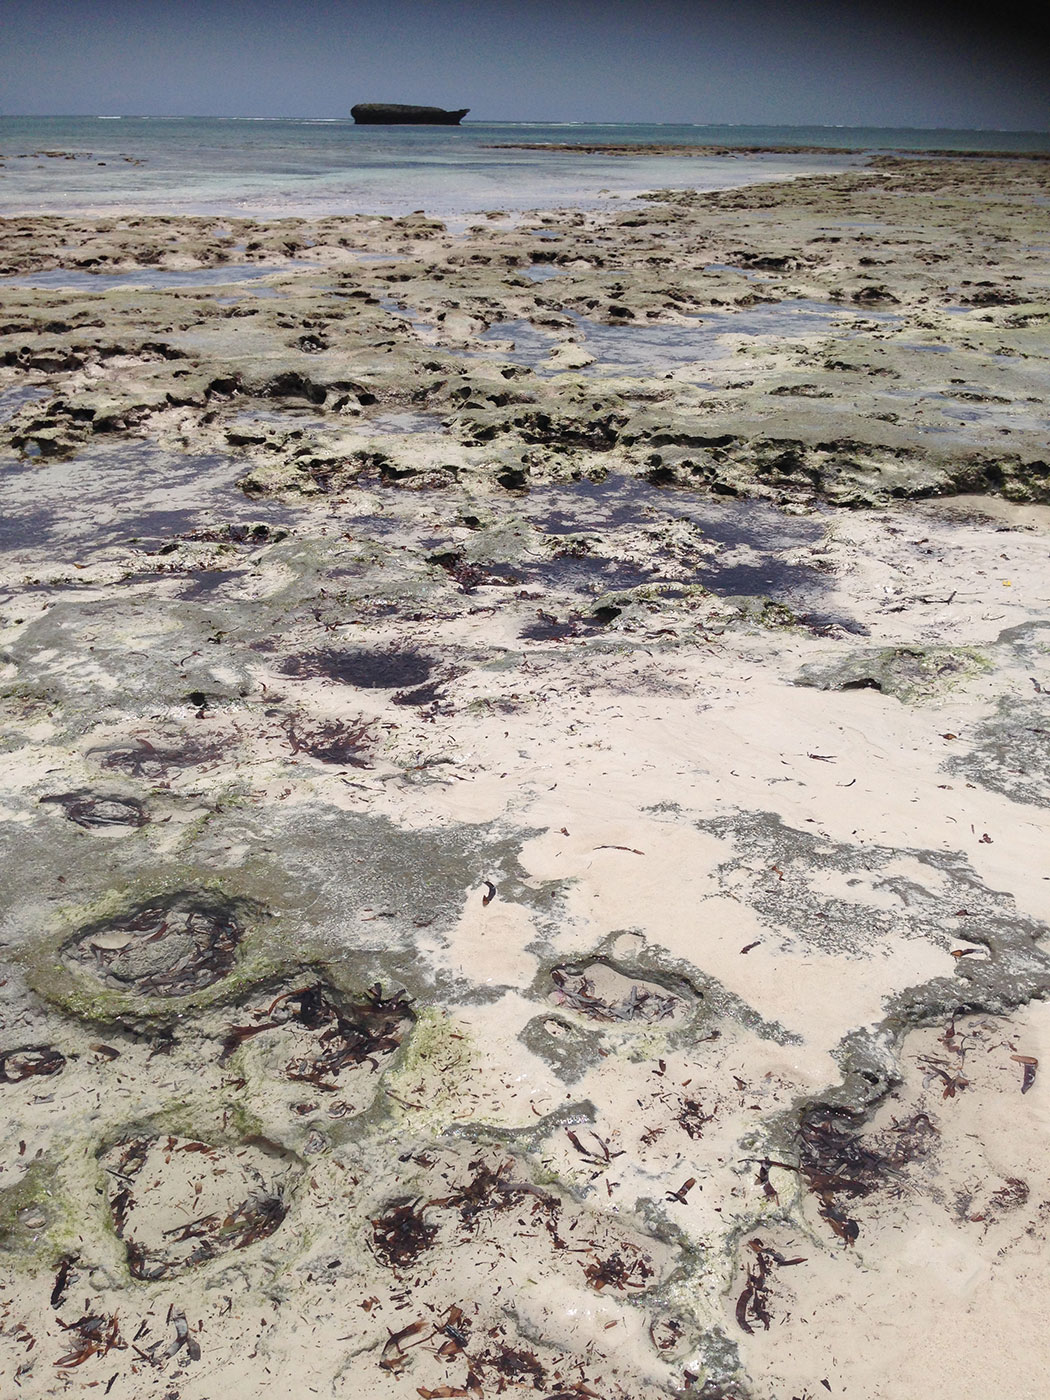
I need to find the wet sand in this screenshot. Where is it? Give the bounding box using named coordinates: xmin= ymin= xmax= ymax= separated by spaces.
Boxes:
xmin=0 ymin=155 xmax=1049 ymax=1398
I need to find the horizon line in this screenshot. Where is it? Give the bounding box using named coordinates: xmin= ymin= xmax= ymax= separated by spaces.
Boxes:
xmin=1 ymin=114 xmax=1049 ymax=135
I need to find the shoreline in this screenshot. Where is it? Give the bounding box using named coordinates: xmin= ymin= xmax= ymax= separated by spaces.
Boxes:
xmin=1 ymin=154 xmax=1049 ymax=1398
xmin=486 ymin=140 xmax=1050 ymax=159
xmin=0 ymin=150 xmax=858 ymax=222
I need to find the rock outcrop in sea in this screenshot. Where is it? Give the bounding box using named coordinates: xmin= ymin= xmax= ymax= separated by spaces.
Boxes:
xmin=350 ymin=102 xmax=469 ymax=125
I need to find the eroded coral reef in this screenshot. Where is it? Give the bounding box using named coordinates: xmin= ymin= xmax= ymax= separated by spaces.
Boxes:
xmin=1 ymin=156 xmax=1049 ymax=1398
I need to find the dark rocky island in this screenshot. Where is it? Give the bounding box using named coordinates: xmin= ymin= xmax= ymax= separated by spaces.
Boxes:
xmin=351 ymin=102 xmax=469 ymax=125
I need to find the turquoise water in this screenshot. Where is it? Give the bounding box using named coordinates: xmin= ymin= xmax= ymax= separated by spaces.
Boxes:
xmin=2 ymin=117 xmax=1045 ymax=219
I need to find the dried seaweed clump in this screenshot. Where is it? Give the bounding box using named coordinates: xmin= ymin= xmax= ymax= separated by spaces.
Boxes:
xmin=221 ymin=981 xmax=415 ymax=1089
xmin=54 ymin=1313 xmax=125 ymax=1370
xmin=94 ymin=735 xmax=224 ymax=779
xmin=378 ymin=1311 xmax=640 ymax=1396
xmin=428 ymin=1155 xmax=553 ymax=1229
xmin=550 ymin=960 xmax=688 ymax=1024
xmin=38 ymin=792 xmax=149 ymax=829
xmin=102 ymin=1135 xmax=291 ymax=1281
xmin=286 ymin=716 xmax=372 ymax=766
xmin=371 ymin=1198 xmax=438 ymax=1268
xmin=734 ymin=1237 xmax=806 ymax=1334
xmin=582 ymin=1246 xmax=655 ymax=1291
xmin=64 ymin=896 xmax=243 ymax=997
xmin=370 ymin=1154 xmax=560 ymax=1277
xmin=796 ymin=1105 xmax=936 ymax=1243
xmin=0 ymin=1045 xmax=66 ymax=1083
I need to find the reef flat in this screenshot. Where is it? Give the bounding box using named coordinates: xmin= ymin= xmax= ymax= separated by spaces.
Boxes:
xmin=0 ymin=155 xmax=1049 ymax=1399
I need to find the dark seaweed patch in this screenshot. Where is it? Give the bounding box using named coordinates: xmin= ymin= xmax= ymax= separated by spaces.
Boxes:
xmin=676 ymin=1098 xmax=714 ymax=1140
xmin=135 ymin=1195 xmax=287 ymax=1280
xmin=796 ymin=1106 xmax=936 ymax=1244
xmin=65 ymin=897 xmax=242 ymax=998
xmin=427 ymin=1156 xmax=555 ymax=1228
xmin=0 ymin=1045 xmax=66 ymax=1083
xmin=478 ymin=1340 xmax=547 ymax=1386
xmin=428 ymin=550 xmax=506 ymax=593
xmin=177 ymin=522 xmax=285 ymax=547
xmin=734 ymin=1238 xmax=806 ymax=1334
xmin=368 ymin=1157 xmax=558 ymax=1278
xmin=582 ymin=1246 xmax=654 ymax=1291
xmin=39 ymin=792 xmax=148 ymax=829
xmin=286 ymin=717 xmax=372 ymax=766
xmin=50 ymin=1255 xmax=77 ymax=1309
xmin=94 ymin=736 xmax=224 ymax=780
xmin=281 ymin=648 xmax=435 ymax=689
xmin=54 ymin=1312 xmax=125 ymax=1369
xmin=220 ymin=982 xmax=414 ymax=1088
xmin=371 ymin=1198 xmax=438 ymax=1268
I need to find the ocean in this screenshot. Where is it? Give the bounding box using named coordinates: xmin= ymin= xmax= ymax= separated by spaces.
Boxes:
xmin=1 ymin=117 xmax=1047 ymax=220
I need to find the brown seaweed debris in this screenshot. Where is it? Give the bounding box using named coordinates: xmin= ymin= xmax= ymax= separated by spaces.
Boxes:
xmin=734 ymin=1237 xmax=806 ymax=1334
xmin=281 ymin=647 xmax=435 ymax=689
xmin=566 ymin=1127 xmax=625 ymax=1170
xmin=220 ymin=982 xmax=414 ymax=1088
xmin=676 ymin=1097 xmax=715 ymax=1140
xmin=178 ymin=522 xmax=284 ymax=547
xmin=428 ymin=1156 xmax=556 ymax=1229
xmin=286 ymin=716 xmax=372 ymax=766
xmin=476 ymin=1339 xmax=547 ymax=1387
xmin=428 ymin=549 xmax=499 ymax=593
xmin=50 ymin=1254 xmax=78 ymax=1309
xmin=65 ymin=896 xmax=242 ymax=998
xmin=102 ymin=1135 xmax=291 ymax=1281
xmin=370 ymin=1198 xmax=438 ymax=1269
xmin=39 ymin=792 xmax=149 ymax=828
xmin=378 ymin=1318 xmax=429 ymax=1374
xmin=582 ymin=1245 xmax=654 ymax=1291
xmin=796 ymin=1105 xmax=936 ymax=1244
xmin=93 ymin=735 xmax=224 ymax=780
xmin=549 ymin=960 xmax=686 ymax=1024
xmin=54 ymin=1312 xmax=125 ymax=1369
xmin=0 ymin=1044 xmax=66 ymax=1083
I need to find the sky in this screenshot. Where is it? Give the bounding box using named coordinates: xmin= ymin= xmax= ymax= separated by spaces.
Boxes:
xmin=1 ymin=0 xmax=1047 ymax=130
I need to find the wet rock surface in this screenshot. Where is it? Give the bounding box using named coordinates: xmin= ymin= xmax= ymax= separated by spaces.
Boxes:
xmin=0 ymin=157 xmax=1049 ymax=1399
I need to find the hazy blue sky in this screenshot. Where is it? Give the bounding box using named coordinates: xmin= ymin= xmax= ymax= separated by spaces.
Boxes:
xmin=1 ymin=0 xmax=1046 ymax=129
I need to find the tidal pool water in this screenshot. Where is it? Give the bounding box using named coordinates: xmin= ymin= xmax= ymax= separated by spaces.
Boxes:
xmin=0 ymin=441 xmax=294 ymax=555
xmin=473 ymin=300 xmax=900 ymax=377
xmin=2 ymin=264 xmax=305 ymax=291
xmin=524 ymin=475 xmax=840 ymax=604
xmin=0 ymin=385 xmax=49 ymax=423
